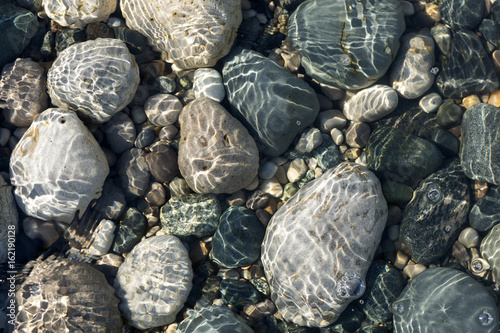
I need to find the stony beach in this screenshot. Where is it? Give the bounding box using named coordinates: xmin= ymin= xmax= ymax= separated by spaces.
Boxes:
xmin=1 ymin=0 xmax=500 ymax=332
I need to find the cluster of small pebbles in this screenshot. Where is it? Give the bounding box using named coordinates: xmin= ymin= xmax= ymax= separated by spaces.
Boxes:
xmin=2 ymin=0 xmax=500 ymax=332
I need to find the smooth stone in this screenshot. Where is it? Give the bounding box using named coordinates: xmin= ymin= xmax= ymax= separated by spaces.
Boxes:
xmin=116 ymin=148 xmax=150 ymax=197
xmin=400 ymin=160 xmax=470 ymax=264
xmin=245 ymin=190 xmax=269 ymax=210
xmin=281 ymin=182 xmax=299 ymax=202
xmin=458 ymin=227 xmax=480 ymax=248
xmin=47 ymin=38 xmax=140 ymax=123
xmin=460 ymin=103 xmax=500 ymax=184
xmin=15 ymin=257 xmax=122 ymax=332
xmin=54 ymin=28 xmax=86 ymax=53
xmin=159 ymin=125 xmax=178 ymax=141
xmin=479 ymin=19 xmax=500 ymax=47
xmin=430 ymin=24 xmax=452 ymax=56
xmin=431 ymin=128 xmax=460 ymax=156
xmin=258 ymin=161 xmax=278 ymax=180
xmin=0 ymin=175 xmax=18 ymax=263
xmin=146 ymin=142 xmax=179 ymax=183
xmin=366 ymin=127 xmax=443 ymax=179
xmin=134 ymin=127 xmax=154 ymax=148
xmin=328 ymin=303 xmax=365 ymax=333
xmin=145 ymin=182 xmax=167 ymax=206
xmin=211 ymin=206 xmax=265 ymax=268
xmin=481 ymin=225 xmax=500 ymax=283
xmin=114 ymin=235 xmax=192 ymax=329
xmin=331 ymin=128 xmax=344 ymax=146
xmin=436 ymin=30 xmax=499 ymax=99
xmin=317 ymin=94 xmax=334 ymax=111
xmin=0 ymin=128 xmax=9 ymax=147
xmin=393 ymin=267 xmax=498 ymax=333
xmin=287 ymin=158 xmax=308 ymax=183
xmin=469 ymin=185 xmax=500 ymax=232
xmin=193 ymin=68 xmax=225 ymax=102
xmin=261 ymin=162 xmax=387 ymax=327
xmin=294 ymin=127 xmax=323 ymax=153
xmin=220 ymin=279 xmax=264 ymax=309
xmin=43 ymin=0 xmax=116 ymax=28
xmin=160 ymin=194 xmax=221 ymax=238
xmin=315 ymin=109 xmax=347 ymax=132
xmin=93 ymin=181 xmax=126 ymax=221
xmin=112 ymin=26 xmax=148 ymax=54
xmin=0 ymin=58 xmax=48 ymax=127
xmin=178 ymin=98 xmax=259 ymax=194
xmin=223 ymin=48 xmax=319 ymax=157
xmin=488 ymin=89 xmax=500 ymax=107
xmin=436 ymin=100 xmax=463 ymax=129
xmin=169 ymin=177 xmax=193 ymax=197
xmin=22 ymin=217 xmax=60 ymax=250
xmin=86 ymin=22 xmax=115 ymax=40
xmin=345 ymin=123 xmax=370 ymax=149
xmin=176 ymin=305 xmax=253 ymax=333
xmin=111 ymin=207 xmax=147 ymax=254
xmin=144 ymin=93 xmax=182 ymax=127
xmin=439 ymin=0 xmax=484 ymax=31
xmin=259 ymin=177 xmax=283 ymax=198
xmin=419 ymin=93 xmax=442 ymax=113
xmin=381 ymin=180 xmax=413 ymax=204
xmin=86 ymin=219 xmax=116 ymax=257
xmin=343 ymin=85 xmax=398 ymax=122
xmin=10 ymin=108 xmax=109 ymax=223
xmin=102 ymin=112 xmax=136 ymax=154
xmin=288 ymin=0 xmax=405 ymax=89
xmin=390 ymin=32 xmax=435 ymax=99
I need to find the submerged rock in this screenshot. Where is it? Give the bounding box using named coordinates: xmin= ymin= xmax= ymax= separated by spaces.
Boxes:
xmin=481 ymin=224 xmax=500 ymax=283
xmin=43 ymin=0 xmax=117 ymax=29
xmin=469 ymin=185 xmax=500 ymax=232
xmin=176 ymin=305 xmax=253 ymax=333
xmin=439 ymin=0 xmax=484 ymax=31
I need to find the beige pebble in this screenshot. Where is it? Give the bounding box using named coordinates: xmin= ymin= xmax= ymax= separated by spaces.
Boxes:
xmin=274 ymin=165 xmax=288 ymax=185
xmin=473 ymin=180 xmax=489 ymax=201
xmin=345 ymin=148 xmax=362 ymax=160
xmin=165 ymin=323 xmax=178 ymax=333
xmin=481 ymin=93 xmax=490 ymax=103
xmin=319 ymin=83 xmax=345 ymax=100
xmin=315 ymin=109 xmax=347 ymax=132
xmin=145 ymin=225 xmax=161 ymax=238
xmin=403 ymin=262 xmax=427 ymax=279
xmin=462 ymin=94 xmax=481 ymax=109
xmin=458 ymin=227 xmax=480 ymax=248
xmin=345 ymin=122 xmax=371 ymax=148
xmin=244 ymin=175 xmax=259 ymax=191
xmin=330 ymin=128 xmax=344 ymax=145
xmin=314 ymin=167 xmax=323 ymax=179
xmin=226 ymin=190 xmax=246 ymax=206
xmin=424 ymin=3 xmax=440 ymax=23
xmin=355 ymin=151 xmax=367 ymax=166
xmin=488 ymin=90 xmax=500 ymax=107
xmin=394 ymin=250 xmax=410 ymax=270
xmin=287 ymin=158 xmax=308 ymax=183
xmin=259 ymin=177 xmax=283 ymax=198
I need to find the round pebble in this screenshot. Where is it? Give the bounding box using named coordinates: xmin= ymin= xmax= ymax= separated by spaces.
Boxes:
xmin=259 ymin=161 xmax=279 ymax=180
xmin=419 ymin=93 xmax=442 ymax=113
xmin=287 ymin=158 xmax=308 ymax=183
xmin=144 ymin=93 xmax=182 ymax=127
xmin=458 ymin=227 xmax=480 ymax=248
xmin=315 ymin=109 xmax=347 ymax=132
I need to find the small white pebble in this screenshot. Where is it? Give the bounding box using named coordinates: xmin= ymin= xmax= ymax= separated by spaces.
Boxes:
xmin=419 ymin=92 xmax=442 ymax=113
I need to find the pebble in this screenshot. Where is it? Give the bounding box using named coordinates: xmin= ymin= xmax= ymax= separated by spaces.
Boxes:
xmin=146 ymin=142 xmax=179 ymax=183
xmin=145 ymin=182 xmax=167 ymax=206
xmin=85 ymin=219 xmax=116 ymax=257
xmin=479 ymin=19 xmax=500 ymax=48
xmin=287 ymin=158 xmax=308 ymax=183
xmin=294 ymin=127 xmax=323 ymax=153
xmin=193 ymin=68 xmax=225 ymax=102
xmin=330 ymin=128 xmax=344 ymax=146
xmin=463 ymin=94 xmax=482 ymax=109
xmin=342 ymin=85 xmax=399 ymax=122
xmin=402 ymin=263 xmax=427 ymax=280
xmin=487 ymin=89 xmax=500 ymax=108
xmin=258 ymin=161 xmax=278 ymax=180
xmin=382 ymin=180 xmax=413 ymax=204
xmin=316 ymin=93 xmax=333 ymax=111
xmin=159 ymin=125 xmax=178 ymax=141
xmin=0 ymin=129 xmax=9 ymax=147
xmin=155 ymin=75 xmax=176 ymax=94
xmin=86 ymin=22 xmax=115 ymax=40
xmin=246 ymin=190 xmax=269 ymax=210
xmin=43 ymin=0 xmax=116 ymax=29
xmin=176 ymin=305 xmax=253 ymax=333
xmin=315 ymin=109 xmax=347 ymax=132
xmin=469 ymin=185 xmax=500 ymax=232
xmin=259 ymin=177 xmax=283 ymax=198
xmin=431 ymin=128 xmax=459 ymax=156
xmin=114 ymin=235 xmax=193 ymax=329
xmin=130 ymin=105 xmax=147 ymax=124
xmin=144 ymin=93 xmax=182 ymax=127
xmin=116 ymin=148 xmax=150 ymax=197
xmin=436 ymin=100 xmax=463 ymax=129
xmin=394 ymin=251 xmax=410 ymax=271
xmin=439 ymin=0 xmax=484 ymax=31
xmin=55 ymin=28 xmax=86 ymax=53
xmin=345 ymin=122 xmax=371 ymax=149
xmin=419 ymin=92 xmax=442 ymax=113
xmin=111 ymin=207 xmax=147 ymax=254
xmin=22 ymin=217 xmax=60 ymax=250
xmin=430 ymin=24 xmax=452 ymax=56
xmin=458 ymin=227 xmax=480 ymax=248
xmin=220 ymin=279 xmax=264 ymax=309
xmin=134 ymin=126 xmax=154 ymax=148
xmin=225 ymin=190 xmax=246 ymax=207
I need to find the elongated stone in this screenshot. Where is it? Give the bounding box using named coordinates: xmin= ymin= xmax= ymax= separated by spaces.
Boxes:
xmin=343 ymin=85 xmax=398 ymax=122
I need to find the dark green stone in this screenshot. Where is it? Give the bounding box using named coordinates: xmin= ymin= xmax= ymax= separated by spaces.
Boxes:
xmin=111 ymin=207 xmax=146 ymax=254
xmin=112 ymin=26 xmax=147 ymax=54
xmin=40 ymin=30 xmax=54 ymax=57
xmin=281 ymin=183 xmax=299 ymax=202
xmin=439 ymin=0 xmax=484 ymax=31
xmin=469 ymin=185 xmax=500 ymax=232
xmin=220 ymin=279 xmax=264 ymax=309
xmin=436 ymin=100 xmax=463 ymax=129
xmin=479 ymin=19 xmax=500 ymax=47
xmin=250 ymin=278 xmax=270 ymax=297
xmin=312 ymin=134 xmax=340 ymax=171
xmin=431 ymin=128 xmax=459 ymax=157
xmin=381 ymin=180 xmax=413 ymax=204
xmin=155 ymin=76 xmax=176 ymax=94
xmin=55 ymin=28 xmax=86 ymax=53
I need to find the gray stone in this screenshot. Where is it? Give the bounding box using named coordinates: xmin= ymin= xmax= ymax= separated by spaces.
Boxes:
xmin=144 ymin=93 xmax=182 ymax=127
xmin=261 ymin=162 xmax=387 ymax=327
xmin=145 ymin=142 xmax=179 ymax=183
xmin=430 ymin=24 xmax=452 ymax=56
xmin=258 ymin=161 xmax=278 ymax=180
xmin=481 ymin=225 xmax=500 ymax=283
xmin=134 ymin=126 xmax=155 ymax=148
xmin=315 ymin=109 xmax=347 ymax=132
xmin=469 ymin=185 xmax=500 ymax=232
xmin=0 ymin=175 xmax=18 ymax=263
xmin=436 ymin=100 xmax=463 ymax=129
xmin=220 ymin=279 xmax=264 ymax=309
xmin=193 ymin=68 xmax=225 ymax=102
xmin=294 ymin=127 xmax=323 ymax=153
xmin=479 ymin=19 xmax=500 ymax=48
xmin=176 ymin=305 xmax=253 ymax=333
xmin=43 ymin=0 xmax=116 ymax=28
xmin=343 ymin=85 xmax=398 ymax=122
xmin=381 ymin=180 xmax=413 ymax=204
xmin=439 ymin=0 xmax=484 ymax=31
xmin=431 ymin=128 xmax=460 ymax=157
xmin=54 ymin=28 xmax=86 ymax=54
xmin=102 ymin=112 xmax=136 ymax=155
xmin=116 ymin=148 xmax=150 ymax=197
xmin=345 ymin=123 xmax=371 ymax=149
xmin=112 ymin=207 xmax=147 ymax=254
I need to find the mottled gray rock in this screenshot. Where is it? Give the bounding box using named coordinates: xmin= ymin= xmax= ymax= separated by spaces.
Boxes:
xmin=114 ymin=235 xmax=193 ymax=329
xmin=343 ymin=85 xmax=398 ymax=122
xmin=393 ymin=267 xmax=498 ymax=333
xmin=102 ymin=112 xmax=136 ymax=154
xmin=223 ymin=48 xmax=319 ymax=157
xmin=469 ymin=185 xmax=500 ymax=232
xmin=43 ymin=0 xmax=117 ymax=29
xmin=176 ymin=305 xmax=253 ymax=333
xmin=220 ymin=279 xmax=264 ymax=308
xmin=288 ymin=0 xmax=405 ymax=89
xmin=439 ymin=0 xmax=484 ymax=31
xmin=144 ymin=93 xmax=182 ymax=127
xmin=0 ymin=58 xmax=48 ymax=127
xmin=261 ymin=162 xmax=387 ymax=327
xmin=430 ymin=24 xmax=452 ymax=56
xmin=400 ymin=160 xmax=470 ymax=264
xmin=178 ymin=98 xmax=259 ymax=193
xmin=116 ymin=148 xmax=150 ymax=197
xmin=0 ymin=175 xmax=18 ymax=263
xmin=460 ymin=103 xmax=500 ymax=185
xmin=47 ymin=38 xmax=140 ymax=123
xmin=481 ymin=225 xmax=500 ymax=283
xmin=10 ymin=108 xmax=109 ymax=223
xmin=193 ymin=68 xmax=225 ymax=102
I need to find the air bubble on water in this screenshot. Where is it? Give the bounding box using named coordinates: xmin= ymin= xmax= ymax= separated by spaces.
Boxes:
xmin=444 ymin=225 xmax=452 ymax=233
xmin=427 ymin=184 xmax=441 ymax=202
xmin=393 ymin=303 xmax=404 ymax=313
xmin=336 ymin=272 xmax=365 ymax=299
xmin=478 ymin=310 xmax=494 ymax=326
xmin=296 ymin=121 xmax=301 ymax=126
xmin=430 ymin=67 xmax=439 ymax=75
xmin=358 ymin=300 xmax=364 ymax=305
xmin=340 ymin=54 xmax=351 ymax=66
xmin=472 ymin=260 xmax=483 ymax=272
xmin=384 ymin=46 xmax=392 ymax=55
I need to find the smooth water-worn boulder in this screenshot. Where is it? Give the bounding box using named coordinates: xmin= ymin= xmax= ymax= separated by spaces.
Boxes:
xmin=342 ymin=85 xmax=398 ymax=122
xmin=469 ymin=185 xmax=500 ymax=232
xmin=223 ymin=48 xmax=319 ymax=156
xmin=439 ymin=0 xmax=484 ymax=31
xmin=261 ymin=162 xmax=388 ymax=327
xmin=120 ymin=0 xmax=241 ymax=68
xmin=114 ymin=235 xmax=193 ymax=329
xmin=47 ymin=38 xmax=140 ymax=123
xmin=10 ymin=108 xmax=109 ymax=223
xmin=393 ymin=267 xmax=499 ymax=333
xmin=288 ymin=0 xmax=405 ymax=89
xmin=0 ymin=175 xmax=18 ymax=264
xmin=43 ymin=0 xmax=117 ymax=29
xmin=178 ymin=98 xmax=259 ymax=194
xmin=176 ymin=305 xmax=253 ymax=333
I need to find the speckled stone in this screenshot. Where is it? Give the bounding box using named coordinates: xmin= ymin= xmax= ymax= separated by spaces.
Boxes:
xmin=261 ymin=162 xmax=387 ymax=327
xmin=146 ymin=142 xmax=179 ymax=183
xmin=220 ymin=279 xmax=264 ymax=309
xmin=343 ymin=85 xmax=398 ymax=122
xmin=288 ymin=0 xmax=405 ymax=89
xmin=47 ymin=38 xmax=140 ymax=123
xmin=43 ymin=0 xmax=117 ymax=29
xmin=223 ymin=48 xmax=319 ymax=157
xmin=193 ymin=68 xmax=225 ymax=102
xmin=111 ymin=207 xmax=147 ymax=254
xmin=120 ymin=0 xmax=241 ymax=69
xmin=393 ymin=267 xmax=498 ymax=333
xmin=0 ymin=175 xmax=18 ymax=263
xmin=15 ymin=256 xmax=122 ymax=332
xmin=160 ymin=194 xmax=221 ymax=238
xmin=400 ymin=160 xmax=470 ymax=264
xmin=10 ymin=108 xmax=109 ymax=223
xmin=116 ymin=148 xmax=150 ymax=197
xmin=176 ymin=305 xmax=253 ymax=333
xmin=178 ymin=98 xmax=259 ymax=194
xmin=114 ymin=235 xmax=193 ymax=329
xmin=0 ymin=58 xmax=48 ymax=127
xmin=439 ymin=0 xmax=484 ymax=31
xmin=469 ymin=185 xmax=500 ymax=232
xmin=460 ymin=103 xmax=500 ymax=185
xmin=144 ymin=93 xmax=182 ymax=127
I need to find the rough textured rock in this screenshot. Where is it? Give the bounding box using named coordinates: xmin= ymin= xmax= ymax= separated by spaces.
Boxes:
xmin=288 ymin=0 xmax=405 ymax=89
xmin=393 ymin=267 xmax=499 ymax=333
xmin=460 ymin=103 xmax=500 ymax=185
xmin=176 ymin=305 xmax=253 ymax=333
xmin=0 ymin=175 xmax=18 ymax=264
xmin=15 ymin=256 xmax=122 ymax=332
xmin=47 ymin=38 xmax=140 ymax=123
xmin=178 ymin=98 xmax=259 ymax=193
xmin=469 ymin=185 xmax=500 ymax=232
xmin=43 ymin=0 xmax=117 ymax=29
xmin=439 ymin=0 xmax=484 ymax=31
xmin=261 ymin=162 xmax=388 ymax=327
xmin=120 ymin=0 xmax=241 ymax=69
xmin=114 ymin=235 xmax=193 ymax=330
xmin=343 ymin=85 xmax=398 ymax=122
xmin=10 ymin=108 xmax=109 ymax=223
xmin=223 ymin=48 xmax=319 ymax=156
xmin=400 ymin=160 xmax=470 ymax=264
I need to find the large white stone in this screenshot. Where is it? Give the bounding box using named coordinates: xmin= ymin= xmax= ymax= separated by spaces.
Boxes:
xmin=43 ymin=0 xmax=117 ymax=29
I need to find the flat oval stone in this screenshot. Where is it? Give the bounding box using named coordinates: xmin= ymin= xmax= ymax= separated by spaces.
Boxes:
xmin=178 ymin=98 xmax=259 ymax=193
xmin=469 ymin=185 xmax=500 ymax=232
xmin=460 ymin=103 xmax=500 ymax=185
xmin=439 ymin=0 xmax=484 ymax=31
xmin=393 ymin=267 xmax=498 ymax=333
xmin=10 ymin=108 xmax=109 ymax=223
xmin=176 ymin=305 xmax=253 ymax=333
xmin=43 ymin=0 xmax=117 ymax=29
xmin=47 ymin=38 xmax=140 ymax=123
xmin=288 ymin=0 xmax=405 ymax=89
xmin=120 ymin=0 xmax=241 ymax=69
xmin=261 ymin=162 xmax=387 ymax=327
xmin=343 ymin=85 xmax=398 ymax=122
xmin=114 ymin=235 xmax=193 ymax=329
xmin=144 ymin=93 xmax=182 ymax=127
xmin=223 ymin=48 xmax=319 ymax=157
xmin=399 ymin=160 xmax=470 ymax=264
xmin=480 ymin=224 xmax=500 ymax=283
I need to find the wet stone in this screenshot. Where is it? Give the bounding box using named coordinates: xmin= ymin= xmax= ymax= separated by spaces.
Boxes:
xmin=294 ymin=127 xmax=323 ymax=153
xmin=469 ymin=185 xmax=500 ymax=232
xmin=0 ymin=175 xmax=18 ymax=263
xmin=430 ymin=24 xmax=452 ymax=56
xmin=112 ymin=26 xmax=148 ymax=54
xmin=86 ymin=22 xmax=114 ymax=40
xmin=145 ymin=142 xmax=179 ymax=184
xmin=439 ymin=0 xmax=484 ymax=31
xmin=160 ymin=194 xmax=221 ymax=238
xmin=436 ymin=100 xmax=463 ymax=129
xmin=111 ymin=207 xmax=147 ymax=254
xmin=400 ymin=160 xmax=470 ymax=265
xmin=54 ymin=28 xmax=86 ymax=53
xmin=345 ymin=123 xmax=371 ymax=149
xmin=134 ymin=126 xmax=154 ymax=148
xmin=419 ymin=93 xmax=442 ymax=113
xmin=316 ymin=109 xmax=347 ymax=132
xmin=431 ymin=128 xmax=459 ymax=157
xmin=480 ymin=225 xmax=500 ymax=283
xmin=193 ymin=68 xmax=225 ymax=102
xmin=393 ymin=267 xmax=499 ymax=333
xmin=479 ymin=19 xmax=500 ymax=48
xmin=220 ymin=279 xmax=264 ymax=309
xmin=343 ymin=85 xmax=398 ymax=122
xmin=246 ymin=190 xmax=269 ymax=210
xmin=155 ymin=75 xmax=176 ymax=94
xmin=116 ymin=148 xmax=150 ymax=197
xmin=144 ymin=93 xmax=182 ymax=127
xmin=312 ymin=134 xmax=341 ymax=171
xmin=381 ymin=180 xmax=413 ymax=204
xmin=43 ymin=0 xmax=116 ymax=29
xmin=176 ymin=305 xmax=253 ymax=333
xmin=329 ymin=303 xmax=366 ymax=333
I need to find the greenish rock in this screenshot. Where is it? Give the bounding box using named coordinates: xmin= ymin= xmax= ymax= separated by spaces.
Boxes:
xmin=55 ymin=28 xmax=85 ymax=53
xmin=400 ymin=160 xmax=470 ymax=264
xmin=111 ymin=207 xmax=147 ymax=254
xmin=160 ymin=194 xmax=221 ymax=238
xmin=211 ymin=206 xmax=265 ymax=268
xmin=0 ymin=3 xmax=38 ymax=68
xmin=479 ymin=19 xmax=500 ymax=48
xmin=460 ymin=103 xmax=500 ymax=185
xmin=112 ymin=26 xmax=148 ymax=54
xmin=297 ymin=169 xmax=315 ymax=189
xmin=439 ymin=0 xmax=484 ymax=31
xmin=469 ymin=185 xmax=500 ymax=232
xmin=393 ymin=267 xmax=499 ymax=333
xmin=381 ymin=180 xmax=413 ymax=204
xmin=330 ymin=303 xmax=365 ymax=333
xmin=431 ymin=128 xmax=459 ymax=157
xmin=220 ymin=279 xmax=264 ymax=309
xmin=288 ymin=0 xmax=405 ymax=90
xmin=281 ymin=183 xmax=299 ymax=202
xmin=223 ymin=48 xmax=319 ymax=156
xmin=436 ymin=100 xmax=463 ymax=129
xmin=480 ymin=224 xmax=500 ymax=283
xmin=40 ymin=30 xmax=54 ymax=57
xmin=358 ymin=260 xmax=404 ymax=323
xmin=176 ymin=305 xmax=253 ymax=333
xmin=366 ymin=127 xmax=443 ymax=179
xmin=250 ymin=278 xmax=270 ymax=297
xmin=313 ymin=134 xmax=340 ymax=171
